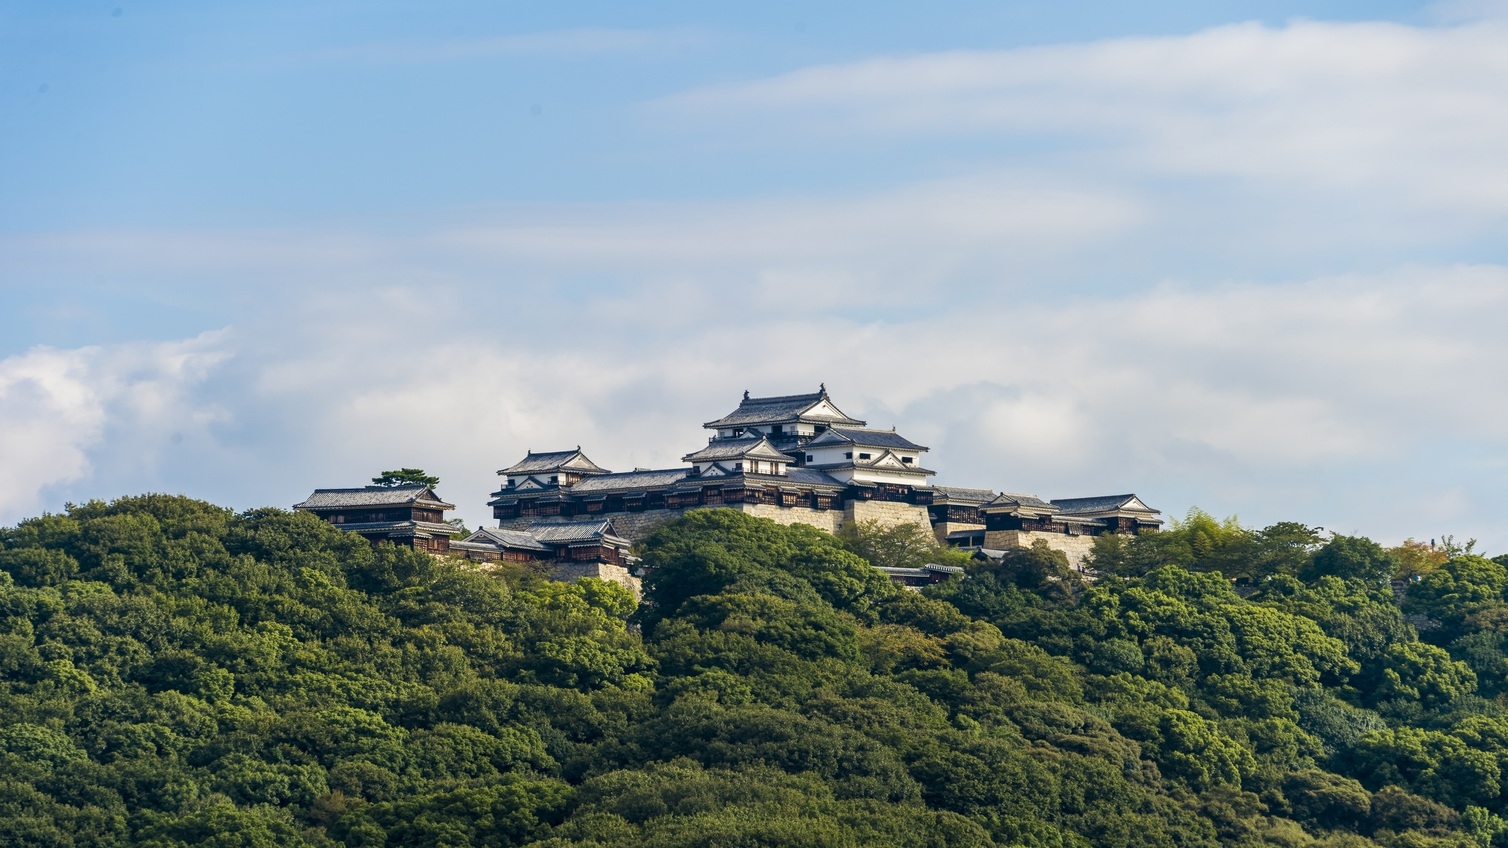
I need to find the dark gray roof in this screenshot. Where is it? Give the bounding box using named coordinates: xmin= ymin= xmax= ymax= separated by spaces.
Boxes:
xmin=932 ymin=486 xmax=997 ymax=504
xmin=804 ymin=427 xmax=928 ymax=452
xmin=703 ymin=388 xmax=865 ymax=429
xmin=683 ymin=436 xmax=793 ymax=463
xmin=568 ymin=468 xmax=692 ymax=493
xmin=331 ymin=519 xmax=456 ymax=537
xmin=1052 ymin=494 xmax=1161 ymax=518
xmin=805 ymin=459 xmax=936 ymax=477
xmin=499 ymin=449 xmax=609 ymax=476
xmin=982 ymin=492 xmax=1058 ymax=512
xmin=461 ymin=527 xmax=551 ymax=552
xmin=528 ymin=519 xmax=628 ymax=545
xmin=875 ymin=563 xmax=964 ymax=577
xmin=294 ymin=486 xmax=454 ymax=511
xmin=776 ymin=467 xmax=847 ymax=488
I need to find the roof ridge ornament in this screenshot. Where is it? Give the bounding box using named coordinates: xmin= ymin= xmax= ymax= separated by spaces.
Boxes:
xmin=743 ymin=389 xmax=750 ymax=400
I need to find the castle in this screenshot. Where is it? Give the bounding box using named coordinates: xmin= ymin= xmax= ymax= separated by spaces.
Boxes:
xmin=293 ymin=386 xmax=1162 ymax=588
xmin=479 ymin=386 xmax=1162 ymax=567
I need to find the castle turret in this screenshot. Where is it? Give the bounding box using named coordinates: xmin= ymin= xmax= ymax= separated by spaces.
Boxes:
xmin=701 ymin=385 xmax=864 ymax=454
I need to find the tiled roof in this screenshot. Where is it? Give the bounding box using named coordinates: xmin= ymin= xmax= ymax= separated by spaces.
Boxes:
xmin=703 ymin=388 xmax=865 ymax=429
xmin=783 ymin=467 xmax=848 ymax=488
xmin=931 ymin=486 xmax=998 ymax=504
xmin=528 ymin=519 xmax=627 ymax=544
xmin=805 ymin=458 xmax=937 ymax=476
xmin=462 ymin=527 xmax=551 ymax=552
xmin=294 ymin=486 xmax=454 ymax=510
xmin=805 ymin=427 xmax=928 ymax=451
xmin=568 ymin=468 xmax=692 ymax=493
xmin=683 ymin=436 xmax=793 ymax=463
xmin=499 ymin=449 xmax=609 ymax=476
xmin=1052 ymin=494 xmax=1159 ymax=516
xmin=331 ymin=519 xmax=456 ymax=537
xmin=981 ymin=492 xmax=1058 ymax=512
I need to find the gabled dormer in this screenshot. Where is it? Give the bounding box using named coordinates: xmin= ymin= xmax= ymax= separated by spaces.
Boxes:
xmin=702 ymin=385 xmax=865 ymax=445
xmin=800 ymin=426 xmax=934 ymax=484
xmin=682 ymin=434 xmax=794 ymax=477
xmin=498 ymin=448 xmax=610 ymax=490
xmin=979 ymin=492 xmax=1061 ymax=520
xmin=1051 ymin=494 xmax=1164 ymax=531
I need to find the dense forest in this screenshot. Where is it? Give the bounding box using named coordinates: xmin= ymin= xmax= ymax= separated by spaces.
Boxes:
xmin=5 ymin=497 xmax=1508 ymax=847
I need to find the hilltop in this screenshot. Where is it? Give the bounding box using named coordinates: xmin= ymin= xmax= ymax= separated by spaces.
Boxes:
xmin=3 ymin=495 xmax=1508 ymax=847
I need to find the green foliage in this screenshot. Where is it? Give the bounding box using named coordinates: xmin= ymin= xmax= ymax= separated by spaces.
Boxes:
xmin=837 ymin=519 xmax=973 ymax=572
xmin=1303 ymin=535 xmax=1398 ymax=585
xmin=4 ymin=497 xmax=1508 ymax=846
xmin=370 ymin=468 xmax=440 ymax=488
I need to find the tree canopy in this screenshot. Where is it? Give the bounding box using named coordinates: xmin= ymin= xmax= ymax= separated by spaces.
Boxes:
xmin=370 ymin=468 xmax=440 ymax=488
xmin=2 ymin=497 xmax=1507 ymax=847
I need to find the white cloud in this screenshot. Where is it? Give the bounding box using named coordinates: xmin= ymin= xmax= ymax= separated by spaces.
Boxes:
xmin=0 ymin=333 xmax=230 ymax=522
xmin=660 ymin=20 xmax=1508 ymax=215
xmin=7 ymin=257 xmax=1505 ymax=549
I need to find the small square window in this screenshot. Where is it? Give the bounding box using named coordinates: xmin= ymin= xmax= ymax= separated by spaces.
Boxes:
xmin=806 ymin=455 xmax=814 ymax=462
xmin=901 ymin=457 xmax=913 ymax=464
xmin=845 ymin=452 xmax=853 ymax=459
xmin=858 ymin=452 xmax=871 ymax=460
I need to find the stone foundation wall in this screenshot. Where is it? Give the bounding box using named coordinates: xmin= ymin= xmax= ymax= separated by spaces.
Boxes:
xmin=845 ymin=500 xmax=933 ymax=533
xmin=734 ymin=503 xmax=842 ymax=534
xmin=983 ymin=530 xmax=1098 ymax=568
xmin=499 ymin=508 xmax=688 ymax=542
xmin=551 ymin=561 xmax=642 ymax=598
xmin=932 ymin=521 xmax=986 ymax=545
xmin=505 ymin=499 xmax=927 ymax=543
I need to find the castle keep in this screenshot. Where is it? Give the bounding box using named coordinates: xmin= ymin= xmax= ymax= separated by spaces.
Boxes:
xmin=483 ymin=386 xmax=1163 ymax=565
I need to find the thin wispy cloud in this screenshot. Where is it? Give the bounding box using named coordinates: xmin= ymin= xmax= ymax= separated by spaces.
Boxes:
xmin=294 ymin=27 xmax=713 ymax=65
xmin=657 ymin=20 xmax=1508 ymax=215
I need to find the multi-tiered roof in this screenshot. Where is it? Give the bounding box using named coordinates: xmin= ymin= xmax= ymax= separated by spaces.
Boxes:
xmin=484 ymin=385 xmax=1162 ymax=549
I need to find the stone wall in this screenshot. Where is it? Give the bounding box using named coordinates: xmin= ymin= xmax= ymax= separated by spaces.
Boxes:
xmin=505 ymin=498 xmax=927 ymax=543
xmin=845 ymin=499 xmax=933 ymax=533
xmin=983 ymin=529 xmax=1098 ymax=567
xmin=735 ymin=502 xmax=842 ymax=534
xmin=499 ymin=508 xmax=687 ymax=541
xmin=551 ymin=561 xmax=642 ymax=598
xmin=505 ymin=503 xmax=846 ymax=541
xmin=932 ymin=521 xmax=986 ymax=545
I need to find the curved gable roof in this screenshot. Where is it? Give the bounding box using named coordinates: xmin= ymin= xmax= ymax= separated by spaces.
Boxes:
xmin=499 ymin=448 xmax=609 ymax=477
xmin=804 ymin=426 xmax=928 ymax=452
xmin=682 ymin=435 xmax=793 ymax=464
xmin=702 ymin=387 xmax=865 ymax=429
xmin=294 ymin=485 xmax=455 ymax=511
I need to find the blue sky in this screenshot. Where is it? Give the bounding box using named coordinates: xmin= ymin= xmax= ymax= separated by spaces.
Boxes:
xmin=4 ymin=0 xmax=1508 ymax=548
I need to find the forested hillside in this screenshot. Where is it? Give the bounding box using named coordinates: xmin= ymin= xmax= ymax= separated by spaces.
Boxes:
xmin=5 ymin=497 xmax=1508 ymax=847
